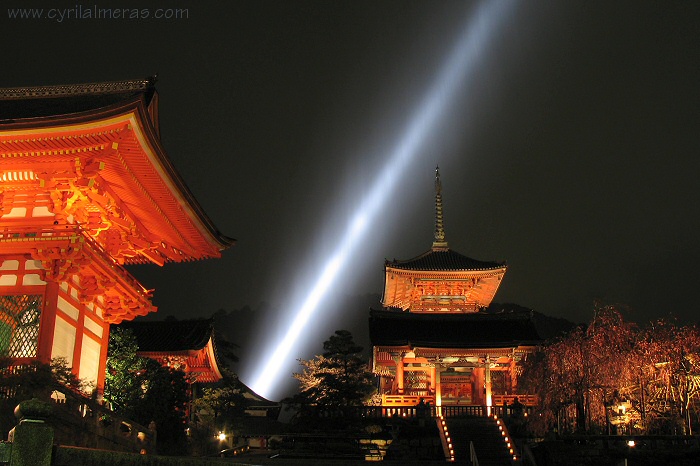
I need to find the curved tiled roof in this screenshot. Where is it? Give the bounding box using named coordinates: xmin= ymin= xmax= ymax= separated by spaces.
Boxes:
xmin=117 ymin=318 xmax=214 ymax=352
xmin=369 ymin=309 xmax=541 ymax=348
xmin=386 ymin=248 xmax=505 ymax=271
xmin=0 ymin=78 xmax=157 ymax=120
xmin=0 ymin=77 xmax=235 ymax=259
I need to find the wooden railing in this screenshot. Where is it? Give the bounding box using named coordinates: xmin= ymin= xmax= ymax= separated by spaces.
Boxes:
xmin=382 ymin=394 xmax=435 ymax=406
xmin=307 ymin=402 xmax=535 ymax=420
xmin=492 ymin=394 xmax=538 ymax=407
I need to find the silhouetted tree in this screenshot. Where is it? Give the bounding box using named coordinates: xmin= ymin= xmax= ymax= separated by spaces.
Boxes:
xmin=104 ymin=327 xmax=189 ymax=455
xmin=290 ymin=330 xmax=375 ymax=410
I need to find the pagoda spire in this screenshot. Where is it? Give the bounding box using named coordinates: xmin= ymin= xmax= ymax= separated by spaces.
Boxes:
xmin=432 ymin=165 xmax=449 ymax=250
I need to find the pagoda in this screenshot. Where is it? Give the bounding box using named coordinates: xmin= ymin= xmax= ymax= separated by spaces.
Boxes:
xmin=0 ymin=78 xmax=233 ymax=393
xmin=370 ymin=167 xmax=540 ymax=411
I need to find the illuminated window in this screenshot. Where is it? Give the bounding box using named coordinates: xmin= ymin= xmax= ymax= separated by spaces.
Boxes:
xmin=0 ymin=294 xmax=42 ymax=358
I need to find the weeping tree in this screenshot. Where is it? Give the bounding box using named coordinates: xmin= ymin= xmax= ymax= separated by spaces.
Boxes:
xmin=521 ymin=305 xmax=636 ymax=434
xmin=629 ymin=320 xmax=700 ymax=434
xmin=521 ymin=305 xmax=700 ymax=436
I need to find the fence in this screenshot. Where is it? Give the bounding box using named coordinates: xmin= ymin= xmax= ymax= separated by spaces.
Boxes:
xmin=307 ymin=404 xmax=534 ymax=420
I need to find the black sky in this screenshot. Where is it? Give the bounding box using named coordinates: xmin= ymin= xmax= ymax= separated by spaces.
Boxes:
xmin=2 ymin=1 xmax=700 ymax=395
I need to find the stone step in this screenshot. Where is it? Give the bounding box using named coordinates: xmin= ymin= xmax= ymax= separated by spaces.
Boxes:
xmin=445 ymin=417 xmax=514 ymax=466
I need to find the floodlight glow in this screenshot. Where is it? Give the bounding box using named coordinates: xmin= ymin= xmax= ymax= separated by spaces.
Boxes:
xmin=250 ymin=0 xmax=516 ymax=399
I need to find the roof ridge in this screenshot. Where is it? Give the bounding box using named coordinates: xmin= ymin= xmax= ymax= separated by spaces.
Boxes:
xmin=0 ymin=76 xmax=157 ymax=100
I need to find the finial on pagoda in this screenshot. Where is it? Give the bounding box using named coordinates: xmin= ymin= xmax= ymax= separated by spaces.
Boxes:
xmin=432 ymin=165 xmax=449 ymax=250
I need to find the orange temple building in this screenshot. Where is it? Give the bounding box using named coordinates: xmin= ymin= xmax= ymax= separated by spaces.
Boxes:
xmin=0 ymin=78 xmax=233 ymax=394
xmin=117 ymin=319 xmax=223 ymax=384
xmin=370 ymin=168 xmax=540 ymax=411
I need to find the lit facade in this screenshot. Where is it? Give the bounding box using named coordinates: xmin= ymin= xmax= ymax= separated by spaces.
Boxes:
xmin=0 ymin=78 xmax=233 ymax=392
xmin=371 ymin=168 xmax=540 ymax=409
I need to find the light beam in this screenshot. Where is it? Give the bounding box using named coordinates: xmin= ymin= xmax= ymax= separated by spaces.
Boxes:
xmin=250 ymin=0 xmax=516 ymax=399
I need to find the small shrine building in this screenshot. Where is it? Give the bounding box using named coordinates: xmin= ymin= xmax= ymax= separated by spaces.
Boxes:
xmin=370 ymin=168 xmax=540 ymax=410
xmin=0 ymin=78 xmax=233 ymax=393
xmin=116 ymin=319 xmax=223 ymax=384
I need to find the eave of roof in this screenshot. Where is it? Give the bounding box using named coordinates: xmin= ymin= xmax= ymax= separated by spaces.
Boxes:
xmin=0 ymin=77 xmax=157 ymax=121
xmin=0 ymin=78 xmax=235 ymax=260
xmin=116 ymin=318 xmax=215 ymax=352
xmin=369 ymin=309 xmax=542 ymax=348
xmin=386 ymin=248 xmax=505 ymax=272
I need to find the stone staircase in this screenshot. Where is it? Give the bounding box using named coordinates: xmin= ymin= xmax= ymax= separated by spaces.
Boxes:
xmin=446 ymin=416 xmax=514 ymax=465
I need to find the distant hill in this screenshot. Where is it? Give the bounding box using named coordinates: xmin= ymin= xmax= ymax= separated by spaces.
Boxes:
xmin=209 ymin=293 xmax=383 ymax=373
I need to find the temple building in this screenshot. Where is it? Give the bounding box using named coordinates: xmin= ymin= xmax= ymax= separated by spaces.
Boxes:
xmin=117 ymin=319 xmax=224 ymax=384
xmin=370 ymin=167 xmax=540 ymax=410
xmin=0 ymin=78 xmax=233 ymax=393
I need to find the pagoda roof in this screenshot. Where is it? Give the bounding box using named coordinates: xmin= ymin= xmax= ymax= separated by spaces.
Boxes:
xmin=0 ymin=77 xmax=234 ymax=264
xmin=117 ymin=318 xmax=216 ymax=352
xmin=369 ymin=309 xmax=541 ymax=349
xmin=0 ymin=78 xmax=157 ymax=121
xmin=386 ymin=248 xmax=505 ymax=272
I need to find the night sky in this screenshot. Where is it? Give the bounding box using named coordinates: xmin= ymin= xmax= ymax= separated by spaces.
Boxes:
xmin=2 ymin=1 xmax=700 ymax=397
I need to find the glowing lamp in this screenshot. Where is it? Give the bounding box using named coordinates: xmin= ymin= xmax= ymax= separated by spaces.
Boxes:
xmin=627 ymin=440 xmax=635 ymax=447
xmin=218 ymin=432 xmax=226 ymax=441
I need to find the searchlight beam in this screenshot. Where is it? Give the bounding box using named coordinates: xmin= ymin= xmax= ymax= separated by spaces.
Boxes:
xmin=250 ymin=0 xmax=515 ymax=399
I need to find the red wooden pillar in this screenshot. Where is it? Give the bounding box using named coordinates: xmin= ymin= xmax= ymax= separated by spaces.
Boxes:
xmin=395 ymin=356 xmax=404 ymax=395
xmin=37 ymin=280 xmax=59 ymax=364
xmin=96 ymin=323 xmax=110 ymax=396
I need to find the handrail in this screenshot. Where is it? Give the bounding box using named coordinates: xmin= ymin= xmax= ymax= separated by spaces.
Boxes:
xmin=494 ymin=414 xmax=519 ymax=463
xmin=436 ymin=416 xmax=455 ymax=462
xmin=47 ymin=384 xmax=156 ymax=454
xmin=469 ymin=440 xmax=479 ymax=466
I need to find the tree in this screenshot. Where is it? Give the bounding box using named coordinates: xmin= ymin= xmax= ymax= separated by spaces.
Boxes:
xmin=104 ymin=327 xmax=189 ymax=455
xmin=193 ymin=369 xmax=246 ymax=428
xmin=291 ymin=330 xmax=375 ymax=410
xmin=520 ymin=305 xmax=636 ymax=434
xmin=104 ymin=327 xmax=145 ymax=416
xmin=521 ymin=306 xmax=700 ymax=436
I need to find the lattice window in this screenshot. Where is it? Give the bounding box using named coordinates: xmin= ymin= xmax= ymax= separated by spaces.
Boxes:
xmin=0 ymin=294 xmax=42 ymax=358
